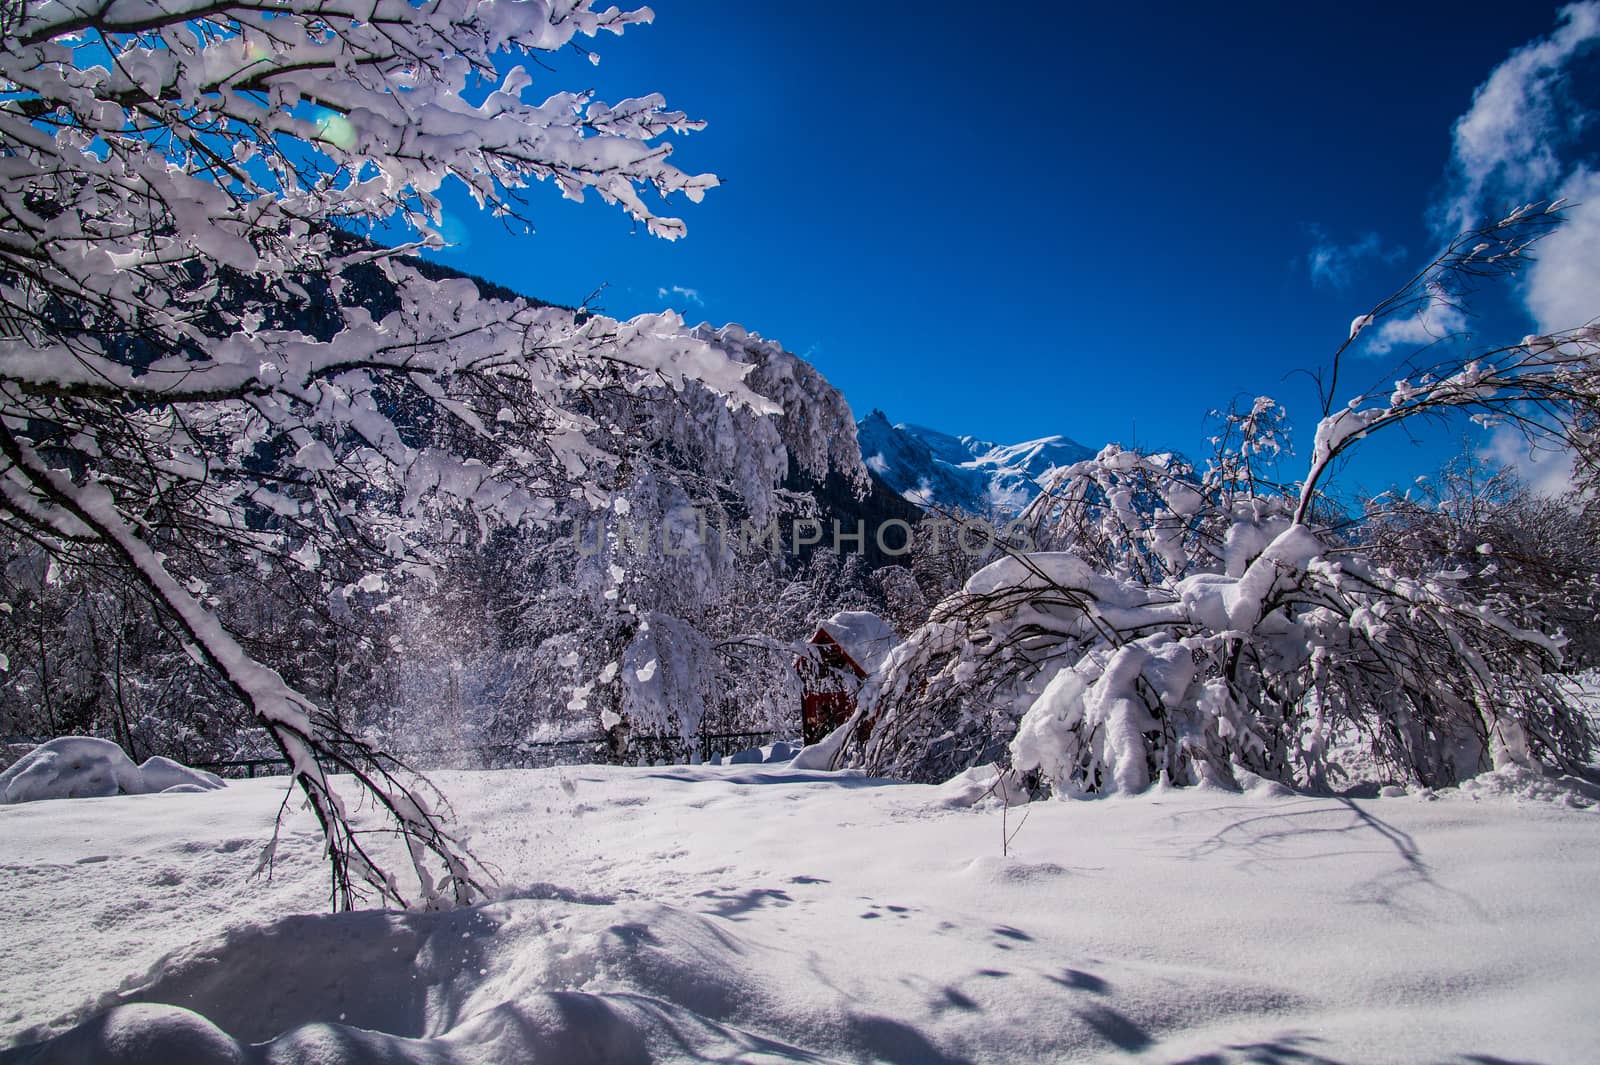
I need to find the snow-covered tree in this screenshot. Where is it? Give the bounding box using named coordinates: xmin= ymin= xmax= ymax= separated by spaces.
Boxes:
xmin=851 ymin=205 xmax=1600 ymax=794
xmin=0 ymin=536 xmax=266 ymax=760
xmin=522 ymin=326 xmax=884 ymax=750
xmin=0 ymin=0 xmax=775 ymax=908
xmin=1361 ymin=452 xmax=1600 ymax=671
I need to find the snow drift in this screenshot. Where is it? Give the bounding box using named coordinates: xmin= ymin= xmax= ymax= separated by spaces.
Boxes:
xmin=3 ymin=755 xmax=1598 ymax=1064
xmin=0 ymin=738 xmax=223 ymax=804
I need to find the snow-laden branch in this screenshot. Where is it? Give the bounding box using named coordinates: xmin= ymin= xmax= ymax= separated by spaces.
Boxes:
xmin=851 ymin=208 xmax=1598 ymax=795
xmin=0 ymin=0 xmax=772 ymax=908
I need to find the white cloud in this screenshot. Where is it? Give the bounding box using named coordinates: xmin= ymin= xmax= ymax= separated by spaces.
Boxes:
xmin=1365 ymin=284 xmax=1468 ymax=355
xmin=1525 ymin=167 xmax=1600 ymax=332
xmin=1440 ymin=1 xmax=1600 ymax=235
xmin=1428 ymin=2 xmax=1600 ymax=336
xmin=656 ymin=284 xmax=703 ymax=306
xmin=1306 ymin=228 xmax=1402 ymax=289
xmin=1479 ymin=423 xmax=1578 ymax=497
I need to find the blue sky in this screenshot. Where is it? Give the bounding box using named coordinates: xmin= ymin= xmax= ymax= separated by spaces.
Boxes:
xmin=422 ymin=1 xmax=1599 ymax=498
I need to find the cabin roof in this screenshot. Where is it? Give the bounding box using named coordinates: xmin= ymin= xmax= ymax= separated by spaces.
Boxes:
xmin=810 ymin=610 xmax=896 ymax=676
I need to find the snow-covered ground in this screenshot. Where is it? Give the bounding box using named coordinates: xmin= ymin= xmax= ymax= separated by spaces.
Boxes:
xmin=2 ymin=754 xmax=1598 ymax=1064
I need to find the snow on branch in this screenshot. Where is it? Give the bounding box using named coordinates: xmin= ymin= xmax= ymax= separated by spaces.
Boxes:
xmin=850 ymin=207 xmax=1599 ymax=796
xmin=0 ymin=0 xmax=763 ymax=908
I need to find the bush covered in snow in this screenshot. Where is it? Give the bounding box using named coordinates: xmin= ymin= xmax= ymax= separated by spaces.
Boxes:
xmin=1361 ymin=453 xmax=1600 ymax=670
xmin=0 ymin=738 xmax=223 ymax=804
xmin=853 ymin=208 xmax=1600 ymax=795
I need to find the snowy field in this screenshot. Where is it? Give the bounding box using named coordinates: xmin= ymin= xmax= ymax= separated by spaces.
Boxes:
xmin=2 ymin=752 xmax=1599 ymax=1064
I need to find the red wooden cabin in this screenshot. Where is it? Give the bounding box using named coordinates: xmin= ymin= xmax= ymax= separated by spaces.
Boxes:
xmin=795 ymin=611 xmax=896 ymax=745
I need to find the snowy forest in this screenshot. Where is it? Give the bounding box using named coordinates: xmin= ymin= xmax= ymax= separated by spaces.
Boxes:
xmin=2 ymin=2 xmax=1599 ymax=1064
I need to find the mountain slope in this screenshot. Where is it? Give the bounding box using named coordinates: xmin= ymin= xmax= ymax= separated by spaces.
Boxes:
xmin=856 ymin=410 xmax=1093 ymax=514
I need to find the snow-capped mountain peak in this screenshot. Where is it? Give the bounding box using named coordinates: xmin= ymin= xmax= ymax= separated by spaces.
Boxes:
xmin=856 ymin=411 xmax=1092 ymax=515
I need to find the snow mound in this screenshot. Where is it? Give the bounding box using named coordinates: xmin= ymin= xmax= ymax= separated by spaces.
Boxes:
xmin=935 ymin=764 xmax=1031 ymax=808
xmin=137 ymin=756 xmax=226 ymax=794
xmin=0 ymin=738 xmax=224 ymax=804
xmin=787 ymin=723 xmax=855 ymax=770
xmin=10 ymin=896 xmax=829 ymax=1065
xmin=1230 ymin=765 xmax=1296 ymax=798
xmin=1455 ymin=764 xmax=1599 ymax=809
xmin=5 ymin=993 xmax=811 ymax=1065
xmin=958 ymin=855 xmax=1072 ymax=885
xmin=716 ymin=741 xmax=799 ymax=765
xmin=9 ymin=1003 xmax=247 ymax=1065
